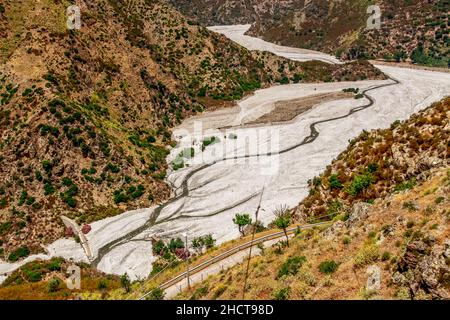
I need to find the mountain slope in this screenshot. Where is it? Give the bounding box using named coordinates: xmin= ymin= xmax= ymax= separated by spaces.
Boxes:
xmin=171 ymin=97 xmax=450 ymax=300
xmin=0 ymin=0 xmax=384 ymax=260
xmin=171 ymin=0 xmax=450 ymax=67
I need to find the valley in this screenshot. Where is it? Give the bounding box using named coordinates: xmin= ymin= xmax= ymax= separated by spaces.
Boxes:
xmin=2 ymin=25 xmax=448 ymax=287
xmin=0 ymin=0 xmax=448 ymax=301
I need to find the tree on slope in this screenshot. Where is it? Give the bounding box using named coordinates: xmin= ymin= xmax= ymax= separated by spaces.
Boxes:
xmin=233 ymin=213 xmax=252 ymax=237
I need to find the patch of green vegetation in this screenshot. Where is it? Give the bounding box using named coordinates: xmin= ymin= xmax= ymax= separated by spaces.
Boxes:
xmin=326 ymin=200 xmax=343 ymax=218
xmin=201 ymin=136 xmax=220 ymax=150
xmin=346 ymin=172 xmax=374 ymax=196
xmin=277 ymin=256 xmax=307 ymax=278
xmin=411 ymin=45 xmax=448 ymax=67
xmin=274 ymin=287 xmax=290 ymax=300
xmin=145 ymin=287 xmax=165 ymax=300
xmin=381 ymin=251 xmax=391 ymax=261
xmin=394 ymin=178 xmax=416 ymax=192
xmin=113 ymin=185 xmax=145 ymax=204
xmin=402 ymin=201 xmax=417 ymax=212
xmin=354 ymin=244 xmax=379 ymax=267
xmin=8 ymin=246 xmax=30 ymax=262
xmin=60 ymin=179 xmax=79 ymax=208
xmin=0 ymin=221 xmax=12 ymax=235
xmin=328 ymin=174 xmax=343 ymax=190
xmin=343 ymin=88 xmax=359 ymax=93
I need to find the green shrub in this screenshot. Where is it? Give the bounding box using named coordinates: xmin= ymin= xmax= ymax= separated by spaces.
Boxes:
xmin=277 ymin=256 xmax=306 ymax=278
xmin=8 ymin=246 xmax=30 ymax=262
xmin=120 ymin=274 xmax=131 ymax=293
xmin=44 ymin=183 xmax=56 ymax=196
xmin=168 ymin=238 xmax=184 ymax=252
xmin=46 ymin=258 xmax=63 ymax=271
xmin=395 ymin=179 xmax=416 ymax=192
xmin=435 ymin=196 xmax=445 ymax=204
xmin=190 ymin=286 xmax=209 ymax=300
xmin=402 ymin=201 xmax=417 ymax=212
xmin=24 ymin=270 xmax=42 ymax=282
xmin=318 ymin=260 xmax=339 ymax=274
xmin=97 ymin=278 xmax=108 ymax=290
xmin=202 ymin=136 xmax=220 ymax=149
xmin=0 ymin=221 xmax=12 ymax=235
xmin=0 ymin=197 xmax=6 ymax=209
xmin=146 ymin=288 xmax=165 ymax=300
xmin=48 ymin=278 xmax=60 ymax=293
xmin=328 ymin=174 xmax=343 ymax=189
xmin=41 ymin=160 xmax=53 ymax=173
xmin=381 ymin=251 xmax=391 ymax=261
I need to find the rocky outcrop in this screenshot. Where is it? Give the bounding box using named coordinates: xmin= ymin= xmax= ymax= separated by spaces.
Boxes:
xmin=346 ymin=202 xmax=371 ymax=226
xmin=393 ymin=240 xmax=450 ymax=300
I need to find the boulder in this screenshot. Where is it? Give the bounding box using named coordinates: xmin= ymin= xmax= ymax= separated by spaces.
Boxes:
xmin=346 ymin=202 xmax=371 ymax=226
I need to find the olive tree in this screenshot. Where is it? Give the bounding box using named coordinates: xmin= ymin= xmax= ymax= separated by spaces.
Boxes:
xmin=233 ymin=213 xmax=252 ymax=237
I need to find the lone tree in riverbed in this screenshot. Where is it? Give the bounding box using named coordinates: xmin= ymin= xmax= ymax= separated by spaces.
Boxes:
xmin=233 ymin=213 xmax=252 ymax=237
xmin=273 ymin=205 xmax=291 ymax=247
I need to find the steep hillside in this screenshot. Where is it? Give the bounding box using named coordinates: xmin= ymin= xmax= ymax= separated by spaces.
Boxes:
xmin=171 ymin=97 xmax=450 ymax=300
xmin=296 ymin=97 xmax=449 ymax=221
xmin=0 ymin=257 xmax=121 ymax=300
xmin=171 ymin=0 xmax=450 ymax=67
xmin=176 ymin=167 xmax=450 ymax=300
xmin=0 ymin=0 xmax=384 ymax=260
xmin=1 ymin=98 xmax=448 ymax=300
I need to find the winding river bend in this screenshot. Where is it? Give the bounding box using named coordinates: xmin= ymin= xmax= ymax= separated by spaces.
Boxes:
xmin=1 ymin=26 xmax=450 ymax=282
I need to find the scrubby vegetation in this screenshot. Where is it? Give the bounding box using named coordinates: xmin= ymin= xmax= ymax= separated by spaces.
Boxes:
xmin=0 ymin=0 xmax=385 ymax=260
xmin=167 ymin=98 xmax=449 ymax=300
xmin=0 ymin=257 xmax=121 ymax=300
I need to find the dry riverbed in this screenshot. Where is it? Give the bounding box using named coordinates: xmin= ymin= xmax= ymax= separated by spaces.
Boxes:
xmin=1 ymin=27 xmax=450 ymax=284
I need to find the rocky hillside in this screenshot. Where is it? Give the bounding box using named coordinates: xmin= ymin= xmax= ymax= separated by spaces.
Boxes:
xmin=0 ymin=0 xmax=384 ymax=260
xmin=296 ymin=97 xmax=449 ymax=221
xmin=168 ymin=0 xmax=302 ymax=26
xmin=171 ymin=0 xmax=450 ymax=67
xmin=172 ymin=97 xmax=450 ymax=300
xmin=0 ymin=257 xmax=121 ymax=300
